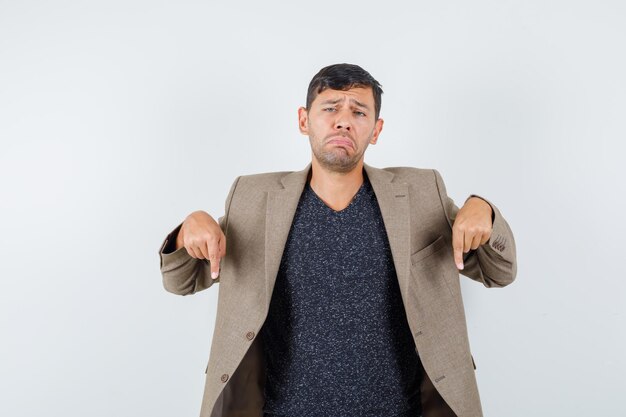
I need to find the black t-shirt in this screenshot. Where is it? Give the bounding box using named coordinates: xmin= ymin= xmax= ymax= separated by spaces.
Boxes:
xmin=260 ymin=171 xmax=422 ymax=417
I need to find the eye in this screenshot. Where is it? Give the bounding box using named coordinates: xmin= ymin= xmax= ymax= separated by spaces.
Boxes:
xmin=354 ymin=111 xmax=366 ymax=117
xmin=323 ymin=107 xmax=336 ymax=112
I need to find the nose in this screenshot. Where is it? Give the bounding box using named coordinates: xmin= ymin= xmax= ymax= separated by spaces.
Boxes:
xmin=333 ymin=108 xmax=352 ymax=131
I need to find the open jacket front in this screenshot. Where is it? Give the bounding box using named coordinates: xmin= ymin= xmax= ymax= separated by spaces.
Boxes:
xmin=158 ymin=162 xmax=517 ymax=417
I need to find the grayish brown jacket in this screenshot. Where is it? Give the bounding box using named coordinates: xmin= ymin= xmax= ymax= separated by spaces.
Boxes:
xmin=158 ymin=162 xmax=518 ymax=417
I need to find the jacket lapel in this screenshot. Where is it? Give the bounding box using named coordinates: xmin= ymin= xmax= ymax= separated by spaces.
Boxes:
xmin=363 ymin=163 xmax=411 ymax=296
xmin=264 ymin=162 xmax=411 ymax=308
xmin=264 ymin=163 xmax=312 ymax=306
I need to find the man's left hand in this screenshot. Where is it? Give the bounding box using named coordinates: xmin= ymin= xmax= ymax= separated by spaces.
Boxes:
xmin=453 ymin=197 xmax=493 ymax=270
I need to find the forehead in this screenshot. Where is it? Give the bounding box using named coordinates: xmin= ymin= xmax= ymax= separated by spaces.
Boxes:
xmin=313 ymin=86 xmax=374 ymax=106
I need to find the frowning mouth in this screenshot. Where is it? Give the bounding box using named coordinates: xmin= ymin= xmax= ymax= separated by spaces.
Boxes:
xmin=326 ymin=136 xmax=354 ymax=149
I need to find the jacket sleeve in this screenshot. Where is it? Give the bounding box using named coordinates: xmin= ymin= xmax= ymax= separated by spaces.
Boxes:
xmin=433 ymin=169 xmax=517 ymax=288
xmin=158 ymin=176 xmax=240 ymax=295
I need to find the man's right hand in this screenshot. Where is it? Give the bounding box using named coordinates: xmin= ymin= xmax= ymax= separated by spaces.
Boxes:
xmin=176 ymin=210 xmax=226 ymax=280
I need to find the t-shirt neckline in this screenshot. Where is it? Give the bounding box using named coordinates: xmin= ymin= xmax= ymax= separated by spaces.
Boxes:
xmin=306 ymin=175 xmax=369 ymax=215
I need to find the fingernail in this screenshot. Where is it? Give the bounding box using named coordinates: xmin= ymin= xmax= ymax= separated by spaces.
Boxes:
xmin=457 ymin=262 xmax=464 ymax=270
xmin=211 ymin=272 xmax=219 ymax=279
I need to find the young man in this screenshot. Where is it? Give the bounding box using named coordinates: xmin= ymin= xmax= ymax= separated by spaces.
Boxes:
xmin=158 ymin=63 xmax=517 ymax=417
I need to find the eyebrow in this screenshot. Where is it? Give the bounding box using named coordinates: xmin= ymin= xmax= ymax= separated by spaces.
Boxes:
xmin=319 ymin=98 xmax=371 ymax=110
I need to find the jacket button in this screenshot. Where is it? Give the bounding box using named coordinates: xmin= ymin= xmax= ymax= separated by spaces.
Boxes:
xmin=246 ymin=331 xmax=255 ymax=340
xmin=220 ymin=373 xmax=229 ymax=383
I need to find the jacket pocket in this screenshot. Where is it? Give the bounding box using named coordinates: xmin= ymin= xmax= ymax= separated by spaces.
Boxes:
xmin=410 ymin=235 xmax=447 ymax=265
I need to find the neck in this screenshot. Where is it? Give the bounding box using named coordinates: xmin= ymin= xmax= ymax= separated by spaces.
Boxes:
xmin=308 ymin=157 xmax=365 ymax=211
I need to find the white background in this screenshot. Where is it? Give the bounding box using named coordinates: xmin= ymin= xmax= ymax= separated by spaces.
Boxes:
xmin=1 ymin=1 xmax=625 ymax=416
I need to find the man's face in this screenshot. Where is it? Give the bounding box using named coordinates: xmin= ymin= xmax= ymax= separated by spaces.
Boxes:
xmin=298 ymin=86 xmax=384 ymax=173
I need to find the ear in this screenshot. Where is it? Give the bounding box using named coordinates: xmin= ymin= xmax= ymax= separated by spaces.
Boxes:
xmin=370 ymin=118 xmax=384 ymax=144
xmin=297 ymin=106 xmax=309 ymax=135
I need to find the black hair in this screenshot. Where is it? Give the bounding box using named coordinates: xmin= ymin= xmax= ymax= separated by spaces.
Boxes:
xmin=306 ymin=63 xmax=383 ymax=119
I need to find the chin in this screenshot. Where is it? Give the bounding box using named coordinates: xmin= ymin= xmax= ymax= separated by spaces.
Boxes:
xmin=319 ymin=158 xmax=359 ymax=173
